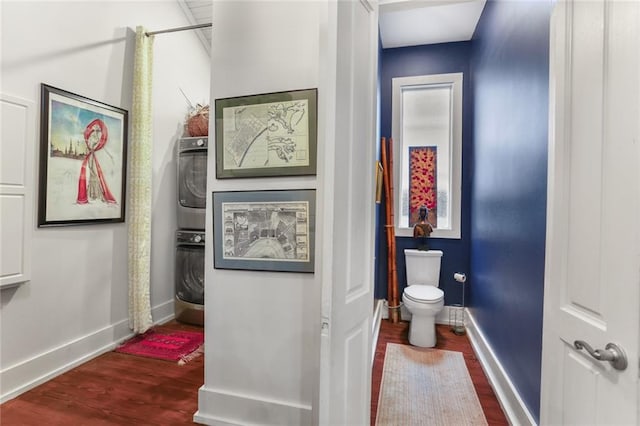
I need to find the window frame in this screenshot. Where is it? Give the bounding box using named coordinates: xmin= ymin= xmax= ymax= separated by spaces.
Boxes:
xmin=391 ymin=72 xmax=462 ymax=239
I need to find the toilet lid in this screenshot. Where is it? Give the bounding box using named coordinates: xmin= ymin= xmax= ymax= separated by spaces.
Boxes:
xmin=405 ymin=285 xmax=444 ymax=303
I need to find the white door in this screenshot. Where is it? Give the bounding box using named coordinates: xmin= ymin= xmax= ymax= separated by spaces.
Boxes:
xmin=317 ymin=0 xmax=378 ymax=425
xmin=540 ymin=0 xmax=640 ymax=424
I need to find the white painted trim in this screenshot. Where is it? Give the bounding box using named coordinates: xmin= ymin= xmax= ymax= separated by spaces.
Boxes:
xmin=0 ymin=319 xmax=132 ymax=403
xmin=193 ymin=410 xmax=241 ymax=426
xmin=391 ymin=72 xmax=463 ymax=239
xmin=195 ymin=386 xmax=312 ymax=426
xmin=381 ymin=302 xmax=458 ymax=327
xmin=637 ymin=0 xmax=640 ymax=418
xmin=153 ymin=298 xmax=176 ymax=325
xmin=539 ymin=3 xmax=563 ymax=423
xmin=371 ymin=299 xmax=384 ymax=365
xmin=465 ymin=310 xmax=536 ymax=426
xmin=0 ymin=301 xmax=176 ymax=403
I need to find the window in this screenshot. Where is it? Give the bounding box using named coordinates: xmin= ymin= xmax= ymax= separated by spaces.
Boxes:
xmin=392 ymin=73 xmax=462 ymax=239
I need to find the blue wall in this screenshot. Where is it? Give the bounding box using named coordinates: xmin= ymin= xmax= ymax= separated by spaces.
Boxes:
xmin=470 ymin=0 xmax=552 ymax=421
xmin=377 ymin=42 xmax=473 ymax=306
xmin=377 ymin=1 xmax=552 ymax=420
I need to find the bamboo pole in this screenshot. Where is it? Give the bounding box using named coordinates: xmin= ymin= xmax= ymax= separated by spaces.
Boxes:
xmin=387 ymin=138 xmax=399 ymax=323
xmin=381 ymin=137 xmax=400 ymax=323
xmin=381 ymin=137 xmax=393 ymax=319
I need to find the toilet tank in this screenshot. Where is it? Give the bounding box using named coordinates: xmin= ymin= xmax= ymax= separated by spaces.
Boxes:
xmin=404 ymin=249 xmax=443 ymax=286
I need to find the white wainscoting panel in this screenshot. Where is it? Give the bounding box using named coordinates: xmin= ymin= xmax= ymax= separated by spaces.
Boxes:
xmin=0 ymin=94 xmax=34 ymax=289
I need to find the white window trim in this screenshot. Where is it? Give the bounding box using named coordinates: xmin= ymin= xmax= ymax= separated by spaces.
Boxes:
xmin=391 ymin=72 xmax=462 ymax=239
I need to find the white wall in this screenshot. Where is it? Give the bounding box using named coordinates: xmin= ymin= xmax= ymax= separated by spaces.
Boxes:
xmin=196 ymin=2 xmax=322 ymax=425
xmin=0 ymin=0 xmax=210 ymax=402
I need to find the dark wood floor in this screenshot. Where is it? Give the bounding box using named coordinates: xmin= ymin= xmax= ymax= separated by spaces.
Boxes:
xmin=1 ymin=320 xmax=507 ymax=425
xmin=372 ymin=320 xmax=509 ymax=426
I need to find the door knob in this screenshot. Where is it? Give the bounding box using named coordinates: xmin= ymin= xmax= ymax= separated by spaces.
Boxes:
xmin=574 ymin=340 xmax=628 ymax=371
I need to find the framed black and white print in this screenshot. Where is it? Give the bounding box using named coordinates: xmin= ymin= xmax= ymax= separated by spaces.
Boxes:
xmin=215 ymin=88 xmax=317 ymax=179
xmin=38 ymin=84 xmax=128 ymax=227
xmin=212 ymin=189 xmax=316 ymax=273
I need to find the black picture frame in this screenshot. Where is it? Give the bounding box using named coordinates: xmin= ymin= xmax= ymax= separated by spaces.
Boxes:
xmin=38 ymin=84 xmax=128 ymax=227
xmin=215 ymin=88 xmax=317 ymax=179
xmin=212 ymin=189 xmax=316 ymax=273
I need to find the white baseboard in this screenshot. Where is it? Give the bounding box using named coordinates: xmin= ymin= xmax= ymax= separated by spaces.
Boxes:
xmin=0 ymin=319 xmax=132 ymax=403
xmin=465 ymin=310 xmax=536 ymax=426
xmin=193 ymin=410 xmax=240 ymax=426
xmin=195 ymin=386 xmax=312 ymax=426
xmin=435 ymin=305 xmax=461 ymax=326
xmin=0 ymin=299 xmax=176 ymax=403
xmin=380 ymin=302 xmax=459 ymax=327
xmin=371 ymin=299 xmax=384 ymax=366
xmin=153 ymin=298 xmax=177 ymax=325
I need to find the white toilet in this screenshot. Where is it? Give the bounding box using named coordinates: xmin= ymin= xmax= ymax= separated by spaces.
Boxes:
xmin=403 ymin=249 xmax=444 ymax=347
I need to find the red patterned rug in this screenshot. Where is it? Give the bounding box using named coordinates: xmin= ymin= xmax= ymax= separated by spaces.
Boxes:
xmin=115 ymin=329 xmax=204 ymax=364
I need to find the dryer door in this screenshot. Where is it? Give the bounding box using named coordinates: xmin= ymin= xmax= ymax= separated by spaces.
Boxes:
xmin=178 ymin=150 xmax=207 ymax=209
xmin=175 ymin=244 xmax=204 ymax=305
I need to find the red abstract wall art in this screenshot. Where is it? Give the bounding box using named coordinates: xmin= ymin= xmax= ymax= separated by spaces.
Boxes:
xmin=408 ymin=146 xmax=437 ymax=227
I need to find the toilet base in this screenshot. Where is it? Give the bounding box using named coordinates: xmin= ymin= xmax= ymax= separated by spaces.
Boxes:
xmin=408 ymin=315 xmax=437 ymax=348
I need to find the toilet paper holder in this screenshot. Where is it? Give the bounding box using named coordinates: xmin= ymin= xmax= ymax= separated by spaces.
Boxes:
xmin=449 ymin=272 xmax=467 ymax=335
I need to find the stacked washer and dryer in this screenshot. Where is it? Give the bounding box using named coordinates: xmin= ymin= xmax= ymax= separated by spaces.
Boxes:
xmin=175 ymin=136 xmax=208 ymax=325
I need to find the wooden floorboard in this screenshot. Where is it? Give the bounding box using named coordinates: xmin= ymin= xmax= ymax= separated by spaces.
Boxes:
xmin=371 ymin=320 xmax=509 ymax=426
xmin=2 ymin=320 xmax=508 ymax=425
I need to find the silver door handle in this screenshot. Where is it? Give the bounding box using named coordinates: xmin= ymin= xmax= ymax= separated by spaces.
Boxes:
xmin=574 ymin=340 xmax=628 ymax=371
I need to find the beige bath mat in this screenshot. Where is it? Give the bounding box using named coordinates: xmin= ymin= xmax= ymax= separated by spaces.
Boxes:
xmin=375 ymin=343 xmax=488 ymax=426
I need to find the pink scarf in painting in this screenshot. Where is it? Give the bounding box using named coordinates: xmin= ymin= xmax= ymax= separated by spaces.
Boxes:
xmin=76 ymin=118 xmax=116 ymax=204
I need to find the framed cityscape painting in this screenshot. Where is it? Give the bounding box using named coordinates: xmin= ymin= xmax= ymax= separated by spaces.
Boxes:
xmin=215 ymin=88 xmax=317 ymax=179
xmin=38 ymin=84 xmax=128 ymax=227
xmin=212 ymin=189 xmax=316 ymax=273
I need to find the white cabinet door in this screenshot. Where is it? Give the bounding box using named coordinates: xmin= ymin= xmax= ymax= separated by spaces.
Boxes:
xmin=541 ymin=0 xmax=640 ymax=424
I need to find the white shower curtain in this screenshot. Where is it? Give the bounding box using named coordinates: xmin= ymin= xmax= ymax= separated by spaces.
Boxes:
xmin=127 ymin=26 xmax=154 ymax=334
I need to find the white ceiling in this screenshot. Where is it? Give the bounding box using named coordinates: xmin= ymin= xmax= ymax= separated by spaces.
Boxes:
xmin=179 ymin=0 xmax=486 ymax=53
xmin=379 ymin=0 xmax=486 ymax=48
xmin=178 ymin=0 xmax=212 ymax=54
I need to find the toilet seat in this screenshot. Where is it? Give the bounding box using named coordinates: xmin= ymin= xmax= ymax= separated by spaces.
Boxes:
xmin=404 ymin=285 xmax=444 ymax=304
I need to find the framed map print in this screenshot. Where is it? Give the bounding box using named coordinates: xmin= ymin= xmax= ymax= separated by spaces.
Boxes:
xmin=215 ymin=89 xmax=317 ymax=179
xmin=212 ymin=189 xmax=316 ymax=273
